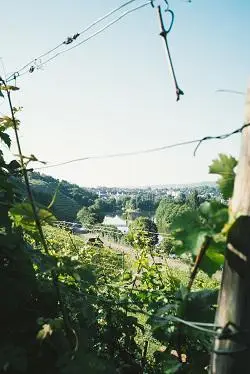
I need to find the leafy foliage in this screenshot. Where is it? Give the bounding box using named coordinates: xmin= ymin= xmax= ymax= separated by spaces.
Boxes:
xmin=0 ymin=113 xmax=146 ymax=373
xmin=0 ymin=128 xmax=11 ymax=147
xmin=126 ymin=216 xmax=158 ymax=249
xmin=186 ymin=190 xmax=200 ymax=210
xmin=170 ymin=200 xmax=228 ymax=276
xmin=0 ymin=107 xmax=21 ymax=129
xmin=0 ymin=85 xmax=20 ymax=91
xmin=209 ymin=153 xmax=237 ymax=199
xmin=13 ymin=172 xmax=97 ymax=222
xmin=157 ymin=235 xmax=177 ymax=255
xmin=94 ymin=224 xmax=124 ymax=242
xmin=9 ymin=202 xmax=56 ymax=237
xmin=77 ymin=206 xmax=105 ymax=226
xmin=155 ymin=199 xmax=190 ymax=233
xmin=150 ymin=288 xmax=218 ymax=373
xmin=0 ymin=107 xmax=233 ymax=374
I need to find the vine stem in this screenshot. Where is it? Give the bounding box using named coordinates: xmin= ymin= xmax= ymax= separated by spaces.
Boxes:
xmin=175 ymin=236 xmax=211 ymax=364
xmin=157 ymin=5 xmax=184 ymax=101
xmin=187 ymin=236 xmax=211 ymax=292
xmin=1 ymin=79 xmax=77 ymax=352
xmin=149 ymin=247 xmax=165 ymax=289
xmin=131 ymin=247 xmax=147 ymax=291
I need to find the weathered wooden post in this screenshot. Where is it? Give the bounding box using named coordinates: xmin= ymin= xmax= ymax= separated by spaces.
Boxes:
xmin=210 ymin=86 xmax=250 ymax=373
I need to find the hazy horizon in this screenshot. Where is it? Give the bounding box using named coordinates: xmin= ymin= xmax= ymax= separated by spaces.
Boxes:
xmin=37 ymin=170 xmax=217 ymax=189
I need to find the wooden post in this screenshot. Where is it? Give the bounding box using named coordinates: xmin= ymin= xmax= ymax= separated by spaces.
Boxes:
xmin=210 ymin=86 xmax=250 ymax=373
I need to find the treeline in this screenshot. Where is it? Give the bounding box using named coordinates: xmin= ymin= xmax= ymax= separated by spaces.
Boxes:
xmin=79 ymin=190 xmax=219 ymax=258
xmin=15 ymin=172 xmax=161 ymax=223
xmin=155 ymin=190 xmax=201 ymax=232
xmin=16 ymin=172 xmax=220 ymax=228
xmin=77 ymin=194 xmax=160 ymax=226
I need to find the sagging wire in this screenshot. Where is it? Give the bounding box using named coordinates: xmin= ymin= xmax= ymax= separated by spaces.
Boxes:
xmin=6 ymin=0 xmax=153 ymax=83
xmin=216 ymin=89 xmax=245 ymax=96
xmin=30 ymin=1 xmax=153 ymax=73
xmin=32 ymin=123 xmax=250 ymax=171
xmin=77 ymin=0 xmax=142 ymax=36
xmin=152 ymin=0 xmax=184 ymax=101
xmin=6 ymin=0 xmax=189 ymax=99
xmin=155 ymin=315 xmax=218 ymax=335
xmin=6 ymin=44 xmax=64 ymax=82
xmin=193 ymin=122 xmax=250 ymax=156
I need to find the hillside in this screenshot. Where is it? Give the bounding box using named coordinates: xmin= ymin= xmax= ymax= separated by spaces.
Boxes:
xmin=14 ymin=172 xmax=97 ymax=222
xmin=13 ymin=172 xmax=219 ymax=223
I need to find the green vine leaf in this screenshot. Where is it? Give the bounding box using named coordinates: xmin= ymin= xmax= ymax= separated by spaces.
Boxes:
xmin=164 ymin=359 xmax=183 ymax=373
xmin=9 ymin=203 xmax=56 ymax=236
xmin=7 ymin=159 xmax=21 ymax=171
xmin=199 ymin=201 xmax=228 ymax=233
xmin=170 ymin=210 xmax=209 ymax=255
xmin=0 ymin=176 xmax=13 ymax=191
xmin=47 ymin=182 xmax=61 ymax=209
xmin=38 ymin=208 xmax=57 ymax=224
xmin=0 ymin=129 xmax=11 ymax=147
xmin=0 ymin=89 xmax=4 ymax=97
xmin=170 ymin=201 xmax=227 ymax=275
xmin=200 ymin=240 xmax=225 ymax=276
xmin=185 ymin=289 xmax=218 ymax=322
xmin=209 ymin=154 xmax=237 ymax=199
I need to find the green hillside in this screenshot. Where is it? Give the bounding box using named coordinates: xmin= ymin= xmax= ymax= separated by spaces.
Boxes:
xmin=14 ymin=172 xmax=97 ymax=222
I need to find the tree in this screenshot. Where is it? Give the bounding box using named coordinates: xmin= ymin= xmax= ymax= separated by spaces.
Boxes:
xmin=116 ymin=195 xmax=131 ymax=212
xmin=158 ymin=235 xmax=177 ymax=255
xmin=123 ymin=199 xmax=140 ymax=224
xmin=77 ymin=198 xmax=117 ymax=227
xmin=136 ymin=193 xmax=158 ymax=212
xmin=92 ymin=197 xmax=117 ymax=216
xmin=126 ymin=217 xmax=158 ymax=249
xmin=186 ymin=189 xmax=200 ymax=210
xmin=155 ymin=198 xmax=190 ymax=233
xmin=77 ymin=206 xmax=104 ymax=226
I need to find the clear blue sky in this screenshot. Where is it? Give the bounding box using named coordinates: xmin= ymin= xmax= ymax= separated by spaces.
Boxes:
xmin=1 ymin=0 xmax=249 ymax=187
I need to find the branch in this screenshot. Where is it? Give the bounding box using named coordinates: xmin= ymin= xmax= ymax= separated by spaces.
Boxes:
xmin=187 ymin=236 xmax=211 ymax=291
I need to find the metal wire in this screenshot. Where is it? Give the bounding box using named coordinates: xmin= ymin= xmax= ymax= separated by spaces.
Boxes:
xmin=6 ymin=0 xmax=153 ymax=83
xmin=32 ymin=123 xmax=250 ymax=171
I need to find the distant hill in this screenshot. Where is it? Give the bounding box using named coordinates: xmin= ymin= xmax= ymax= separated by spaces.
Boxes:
xmin=15 ymin=172 xmax=97 ymax=222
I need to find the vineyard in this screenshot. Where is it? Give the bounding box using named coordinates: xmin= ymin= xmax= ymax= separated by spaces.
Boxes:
xmin=1 ymin=82 xmax=248 ymax=372
xmin=1 ymin=1 xmax=250 ymax=373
